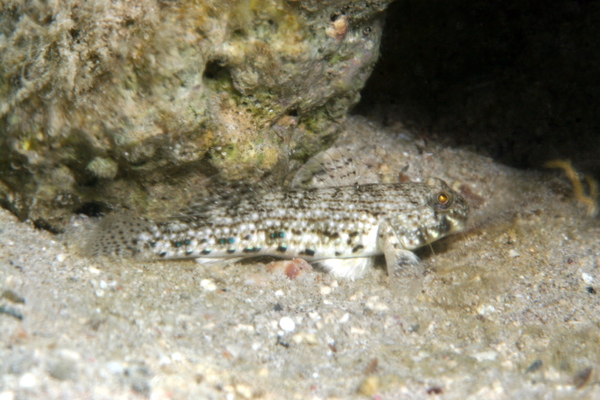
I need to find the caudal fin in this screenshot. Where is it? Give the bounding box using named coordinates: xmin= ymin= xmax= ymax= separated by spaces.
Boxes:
xmin=66 ymin=214 xmax=156 ymax=259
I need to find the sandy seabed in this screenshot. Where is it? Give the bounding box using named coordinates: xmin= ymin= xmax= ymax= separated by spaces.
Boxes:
xmin=1 ymin=117 xmax=599 ymax=399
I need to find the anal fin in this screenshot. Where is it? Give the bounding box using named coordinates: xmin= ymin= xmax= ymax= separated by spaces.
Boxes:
xmin=194 ymin=257 xmax=243 ymax=267
xmin=315 ymin=257 xmax=374 ymax=280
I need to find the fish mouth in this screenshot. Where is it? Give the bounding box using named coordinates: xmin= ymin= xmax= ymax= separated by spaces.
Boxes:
xmin=406 ymin=215 xmax=466 ymax=249
xmin=446 ymin=214 xmax=467 ymax=234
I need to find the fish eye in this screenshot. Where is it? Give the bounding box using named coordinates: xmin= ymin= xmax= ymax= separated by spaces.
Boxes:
xmin=433 ymin=191 xmax=453 ymax=210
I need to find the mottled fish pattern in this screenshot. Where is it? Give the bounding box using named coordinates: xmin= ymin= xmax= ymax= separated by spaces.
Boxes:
xmin=86 ymin=148 xmax=469 ymax=280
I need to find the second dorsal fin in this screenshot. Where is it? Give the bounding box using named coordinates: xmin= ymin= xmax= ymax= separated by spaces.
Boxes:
xmin=291 ymin=147 xmax=361 ymax=189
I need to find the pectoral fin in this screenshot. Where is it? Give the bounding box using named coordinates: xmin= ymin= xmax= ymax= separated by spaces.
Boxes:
xmin=378 ymin=222 xmax=424 ymax=296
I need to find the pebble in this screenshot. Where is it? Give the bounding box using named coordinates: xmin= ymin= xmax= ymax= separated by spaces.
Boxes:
xmin=131 ymin=378 xmax=150 ymax=395
xmin=471 ymin=351 xmax=498 ymax=362
xmin=320 ymin=286 xmax=332 ymax=295
xmin=200 ymin=279 xmax=217 ymax=291
xmin=357 ymin=374 xmax=402 ymax=396
xmin=477 ymin=304 xmax=496 ymax=316
xmin=149 ymin=388 xmax=170 ymax=400
xmin=49 ymin=350 xmax=81 ymax=381
xmin=265 ymin=258 xmax=313 ymax=280
xmin=235 ymin=384 xmax=253 ymax=399
xmin=279 ymin=317 xmax=296 ymax=332
xmin=158 ymin=356 xmax=171 ymax=366
xmin=106 ymin=361 xmax=125 ymax=375
xmin=292 ymin=332 xmax=318 ymax=345
xmin=0 ymin=392 xmax=15 ymax=400
xmin=508 ymin=249 xmax=520 ymax=258
xmin=18 ymin=373 xmax=37 ymax=388
xmin=365 ymin=296 xmax=389 ymax=311
xmin=350 ymin=327 xmax=366 ymax=335
xmin=55 ymin=253 xmax=67 ymax=262
xmin=581 ymin=272 xmax=593 ymax=284
xmin=235 ymin=324 xmax=255 ymax=333
xmin=126 ymin=366 xmax=151 ymax=395
xmin=225 ymin=344 xmax=242 ymax=358
xmin=48 ymin=358 xmax=77 ymax=381
xmin=1 ymin=289 xmax=25 ymax=304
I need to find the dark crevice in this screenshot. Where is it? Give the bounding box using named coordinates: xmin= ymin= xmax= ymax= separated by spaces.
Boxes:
xmin=203 ymin=60 xmax=229 ymax=81
xmin=33 ymin=219 xmax=61 ymax=234
xmin=74 ymin=201 xmax=109 ymax=217
xmin=356 ymin=0 xmax=600 ymax=178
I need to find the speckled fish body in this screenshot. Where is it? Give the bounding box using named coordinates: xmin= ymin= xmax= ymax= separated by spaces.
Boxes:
xmin=89 ymin=177 xmax=468 ymax=279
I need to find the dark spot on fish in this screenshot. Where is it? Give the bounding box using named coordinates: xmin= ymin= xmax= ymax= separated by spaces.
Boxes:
xmin=270 ymin=231 xmax=286 ymax=239
xmin=352 ymin=244 xmax=364 ymax=253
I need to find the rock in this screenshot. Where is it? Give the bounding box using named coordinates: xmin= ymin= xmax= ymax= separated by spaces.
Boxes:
xmin=0 ymin=0 xmax=392 ymax=227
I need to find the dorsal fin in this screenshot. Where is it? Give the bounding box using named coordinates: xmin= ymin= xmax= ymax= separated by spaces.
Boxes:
xmin=291 ymin=147 xmax=362 ymax=189
xmin=176 ymin=181 xmax=267 ymax=221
